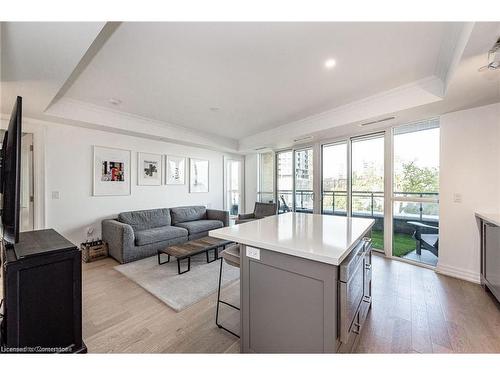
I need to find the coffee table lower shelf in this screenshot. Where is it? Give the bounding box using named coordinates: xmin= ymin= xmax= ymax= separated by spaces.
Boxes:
xmin=157 ymin=236 xmax=233 ymax=274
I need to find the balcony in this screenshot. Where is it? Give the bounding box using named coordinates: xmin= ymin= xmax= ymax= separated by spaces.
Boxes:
xmin=276 ymin=190 xmax=313 ymax=214
xmin=227 ymin=190 xmax=240 ymax=216
xmin=274 ymin=190 xmax=439 ymax=266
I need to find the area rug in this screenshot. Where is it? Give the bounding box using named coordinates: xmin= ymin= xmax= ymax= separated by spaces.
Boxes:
xmin=114 ymin=254 xmax=239 ymax=312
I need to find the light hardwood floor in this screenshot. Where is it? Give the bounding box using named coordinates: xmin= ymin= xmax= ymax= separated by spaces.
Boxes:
xmin=82 ymin=254 xmax=500 ymax=353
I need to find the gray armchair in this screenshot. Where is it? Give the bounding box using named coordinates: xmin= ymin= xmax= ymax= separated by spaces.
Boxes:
xmin=235 ymin=202 xmax=277 ymax=224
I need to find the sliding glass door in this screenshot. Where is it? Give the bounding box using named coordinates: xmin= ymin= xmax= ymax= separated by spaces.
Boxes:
xmin=252 ymin=117 xmax=441 ymax=267
xmin=257 ymin=152 xmax=275 ymax=204
xmin=277 ymin=150 xmax=293 ymax=213
xmin=322 ymin=141 xmax=348 ymax=216
xmin=276 ymin=148 xmax=314 ymax=213
xmin=294 ymin=148 xmax=314 ymax=213
xmin=263 ymin=117 xmax=440 ymax=268
xmin=392 ymin=119 xmax=439 ymax=266
xmin=351 ymin=134 xmax=385 ymax=251
xmin=224 ymin=158 xmax=242 ymax=217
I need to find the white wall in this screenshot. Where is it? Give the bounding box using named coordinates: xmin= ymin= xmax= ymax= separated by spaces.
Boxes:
xmin=0 ymin=116 xmax=242 ymax=245
xmin=437 ymin=102 xmax=500 ymax=282
xmin=45 ymin=122 xmax=236 ymax=244
xmin=245 ymin=154 xmax=258 ymax=213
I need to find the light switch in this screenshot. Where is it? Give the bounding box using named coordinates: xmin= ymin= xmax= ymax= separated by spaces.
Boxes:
xmin=453 ymin=193 xmax=462 ymax=203
xmin=52 ymin=191 xmax=60 ymax=200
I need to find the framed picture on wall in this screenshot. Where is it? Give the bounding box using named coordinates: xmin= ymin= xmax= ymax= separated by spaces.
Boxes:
xmin=138 ymin=152 xmax=162 ymax=186
xmin=165 ymin=155 xmax=186 ymax=185
xmin=189 ymin=158 xmax=209 ymax=193
xmin=93 ymin=146 xmax=131 ymax=196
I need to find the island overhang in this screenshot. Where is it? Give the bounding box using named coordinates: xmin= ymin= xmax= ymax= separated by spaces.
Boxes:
xmin=209 ymin=212 xmax=375 ymax=265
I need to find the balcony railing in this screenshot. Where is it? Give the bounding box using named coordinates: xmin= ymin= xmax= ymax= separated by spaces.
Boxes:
xmin=275 ymin=190 xmax=313 ymax=213
xmin=268 ymin=189 xmax=439 ymax=265
xmin=270 ymin=190 xmax=438 ymax=218
xmin=323 ymin=190 xmax=438 ymax=221
xmin=257 ymin=191 xmax=275 ymax=204
xmin=227 ymin=190 xmax=240 ymax=216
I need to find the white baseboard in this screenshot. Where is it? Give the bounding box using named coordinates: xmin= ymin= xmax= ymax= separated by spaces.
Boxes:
xmin=436 ymin=263 xmax=481 ymax=284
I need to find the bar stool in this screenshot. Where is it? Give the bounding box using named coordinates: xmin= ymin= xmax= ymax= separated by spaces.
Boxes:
xmin=215 ymin=244 xmax=240 ymax=338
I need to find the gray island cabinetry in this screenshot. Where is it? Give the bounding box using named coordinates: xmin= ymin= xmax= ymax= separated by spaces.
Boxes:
xmin=476 ymin=212 xmax=500 ymax=304
xmin=210 ymin=212 xmax=375 ymax=353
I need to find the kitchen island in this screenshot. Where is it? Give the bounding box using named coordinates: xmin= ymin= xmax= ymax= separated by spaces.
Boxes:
xmin=209 ymin=212 xmax=375 ymax=353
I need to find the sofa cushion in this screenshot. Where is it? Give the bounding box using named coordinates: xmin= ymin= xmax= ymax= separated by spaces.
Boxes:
xmin=135 ymin=226 xmax=188 ymax=246
xmin=174 ymin=220 xmax=223 ymax=235
xmin=170 ymin=206 xmax=207 ymax=224
xmin=119 ymin=208 xmax=171 ymax=231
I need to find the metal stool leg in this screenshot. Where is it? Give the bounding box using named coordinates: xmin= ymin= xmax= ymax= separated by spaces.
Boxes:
xmin=215 ymin=257 xmax=240 ymax=338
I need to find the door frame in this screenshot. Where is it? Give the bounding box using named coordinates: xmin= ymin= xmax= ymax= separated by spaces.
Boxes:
xmin=1 ymin=115 xmax=46 ymax=230
xmin=389 ymin=124 xmax=440 ymax=267
xmin=319 ymin=130 xmax=389 ymax=254
xmin=223 ymin=156 xmax=245 ymax=217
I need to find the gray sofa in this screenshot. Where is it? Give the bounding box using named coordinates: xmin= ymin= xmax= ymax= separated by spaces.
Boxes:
xmin=102 ymin=206 xmax=229 ymax=264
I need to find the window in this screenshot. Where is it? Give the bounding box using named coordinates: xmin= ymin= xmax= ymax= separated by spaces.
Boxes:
xmin=392 ymin=119 xmax=439 ymax=266
xmin=351 ymin=133 xmax=385 ymax=251
xmin=224 ymin=159 xmax=242 ymax=216
xmin=275 ymin=148 xmax=314 ymax=214
xmin=294 ymin=148 xmax=314 ymax=213
xmin=322 ymin=142 xmax=347 ymax=216
xmin=276 ymin=150 xmax=293 ymax=213
xmin=257 ymin=152 xmax=274 ymax=203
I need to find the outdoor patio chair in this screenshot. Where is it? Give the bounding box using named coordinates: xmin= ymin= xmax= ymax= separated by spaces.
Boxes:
xmin=408 ymin=221 xmax=439 ymax=257
xmin=279 ymin=195 xmax=291 ymax=213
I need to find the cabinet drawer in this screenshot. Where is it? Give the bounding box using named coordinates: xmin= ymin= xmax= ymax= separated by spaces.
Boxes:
xmin=338 ymin=310 xmax=361 ymax=353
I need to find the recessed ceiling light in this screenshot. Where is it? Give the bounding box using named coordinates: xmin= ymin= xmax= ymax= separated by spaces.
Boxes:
xmin=324 ymin=59 xmax=336 ymax=69
xmin=109 ymin=98 xmax=122 ymax=106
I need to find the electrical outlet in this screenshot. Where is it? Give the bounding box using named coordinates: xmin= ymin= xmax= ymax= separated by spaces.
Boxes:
xmin=453 ymin=193 xmax=462 ymax=203
xmin=246 ymin=247 xmax=260 ymax=260
xmin=51 ymin=191 xmax=60 ymax=200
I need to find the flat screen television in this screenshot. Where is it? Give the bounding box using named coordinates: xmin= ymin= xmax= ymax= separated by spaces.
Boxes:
xmin=0 ymin=96 xmax=22 ymax=245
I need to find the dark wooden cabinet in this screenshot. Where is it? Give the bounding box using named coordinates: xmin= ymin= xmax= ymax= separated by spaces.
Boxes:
xmin=1 ymin=229 xmax=86 ymax=353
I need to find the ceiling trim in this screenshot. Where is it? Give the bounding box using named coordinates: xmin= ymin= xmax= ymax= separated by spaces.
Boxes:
xmin=434 ymin=22 xmax=475 ymax=94
xmin=238 ymin=75 xmax=445 ymax=152
xmin=45 ymin=97 xmax=239 ymax=152
xmin=46 ymin=22 xmax=122 ymax=110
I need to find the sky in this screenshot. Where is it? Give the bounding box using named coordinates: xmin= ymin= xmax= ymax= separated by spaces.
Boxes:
xmin=322 ymin=128 xmax=440 ymax=180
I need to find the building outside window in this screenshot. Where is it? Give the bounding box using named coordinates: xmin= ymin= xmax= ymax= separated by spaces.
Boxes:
xmin=257 ymin=152 xmax=274 ymax=203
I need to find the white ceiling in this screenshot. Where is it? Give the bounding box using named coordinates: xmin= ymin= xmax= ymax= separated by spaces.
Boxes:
xmin=63 ymin=22 xmax=448 ymax=140
xmin=1 ymin=22 xmax=499 ymax=153
xmin=0 ymin=22 xmax=106 ymax=115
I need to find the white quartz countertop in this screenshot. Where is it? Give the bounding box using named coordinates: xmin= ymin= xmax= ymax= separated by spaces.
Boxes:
xmin=209 ymin=212 xmax=375 ymax=265
xmin=475 ymin=212 xmax=500 ymax=226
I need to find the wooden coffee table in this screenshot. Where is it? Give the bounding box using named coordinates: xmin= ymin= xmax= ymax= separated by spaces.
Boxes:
xmin=157 ymin=236 xmax=233 ymax=274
